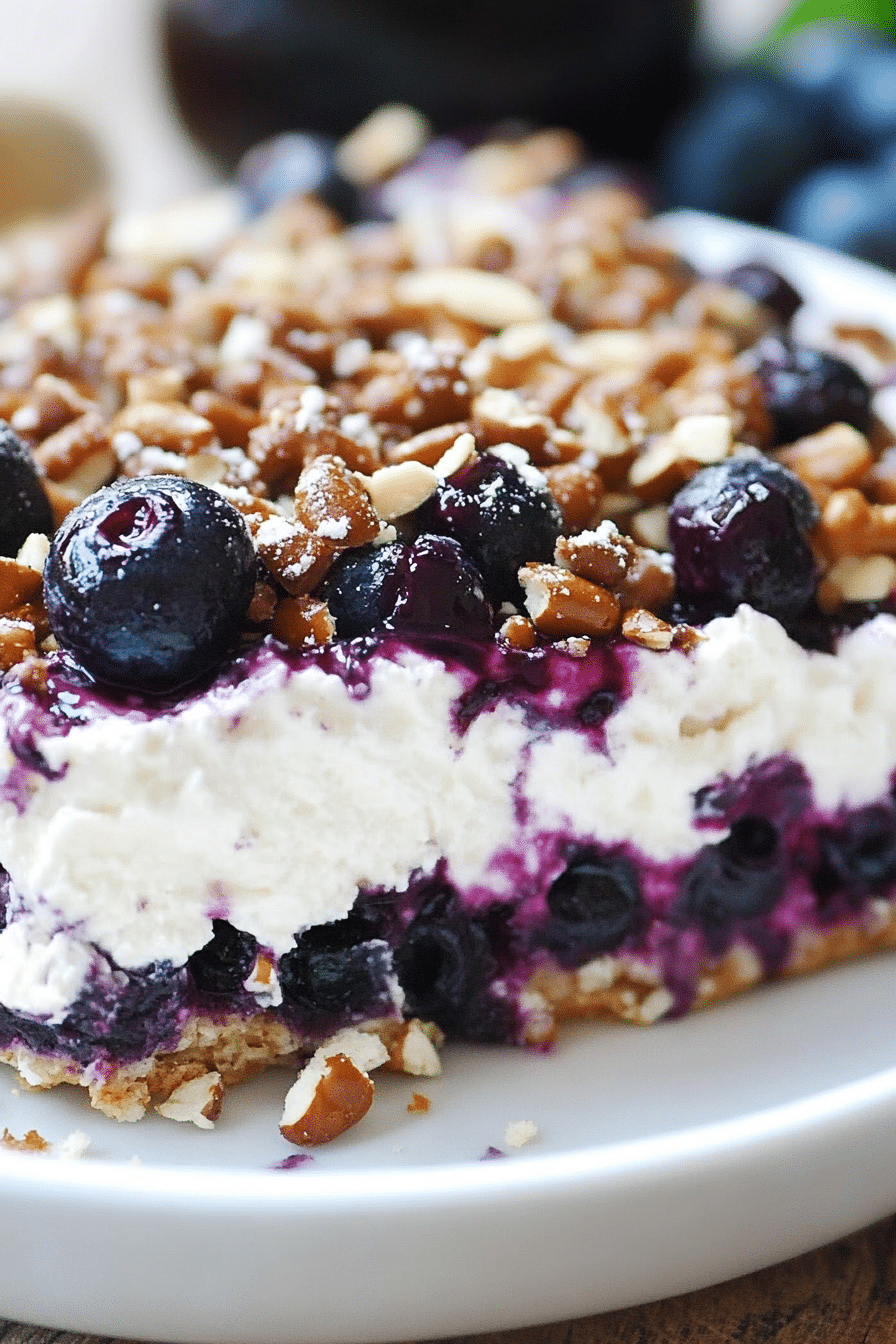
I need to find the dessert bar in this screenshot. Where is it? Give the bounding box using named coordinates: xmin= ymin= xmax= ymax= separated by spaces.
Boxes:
xmin=0 ymin=123 xmax=893 ymax=1142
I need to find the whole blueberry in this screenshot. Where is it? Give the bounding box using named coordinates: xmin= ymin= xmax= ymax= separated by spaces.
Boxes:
xmin=279 ymin=912 xmax=394 ymax=1018
xmin=774 ymin=21 xmax=880 ymax=138
xmin=0 ymin=422 xmax=53 ymax=556
xmin=754 ymin=338 xmax=873 ymax=445
xmin=811 ymin=804 xmax=896 ymax=907
xmin=417 ymin=453 xmax=562 ymax=605
xmin=44 ymin=476 xmax=256 ymax=692
xmin=318 ymin=542 xmax=403 ymax=638
xmin=237 ymin=131 xmax=361 ymax=221
xmin=395 ymin=887 xmax=509 ymax=1041
xmin=775 ymin=163 xmax=896 ymax=270
xmin=543 ymin=851 xmax=643 ymax=967
xmin=189 ymin=919 xmax=258 ymax=995
xmin=658 ymin=70 xmax=824 ymax=222
xmin=669 ymin=458 xmax=819 ymax=622
xmin=720 ymin=261 xmax=802 ymax=326
xmin=679 ymin=815 xmax=784 ymax=935
xmin=391 ymin=534 xmax=493 ymax=637
xmin=320 ymin=534 xmax=492 ymax=639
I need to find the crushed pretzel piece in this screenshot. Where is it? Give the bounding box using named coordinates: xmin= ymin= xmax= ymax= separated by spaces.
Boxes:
xmin=544 ymin=462 xmax=603 ymax=533
xmin=621 ymin=607 xmax=675 ymax=650
xmin=556 ymin=523 xmax=634 ymax=588
xmin=504 ymin=1119 xmax=538 ymax=1149
xmin=617 ymin=547 xmax=675 ymax=613
xmin=826 ymin=554 xmax=896 ymax=603
xmin=156 ymin=1072 xmax=225 ymax=1129
xmin=0 ymin=556 xmax=43 ymax=611
xmin=294 ymin=454 xmax=381 ymax=544
xmin=271 ymin=595 xmax=335 ymax=649
xmin=336 ymin=103 xmax=431 ymax=185
xmin=112 ymin=401 xmax=217 ymax=457
xmin=1 ymin=1127 xmax=50 ymax=1152
xmin=380 ymin=1019 xmax=443 ymax=1077
xmin=672 ymin=624 xmax=704 ymax=650
xmin=34 ymin=411 xmax=114 ymax=486
xmin=10 ymin=373 xmax=97 ymax=442
xmin=500 ymin=614 xmax=538 ymax=650
xmin=0 ymin=619 xmax=37 ymax=671
xmin=814 ymin=489 xmax=896 ymax=561
xmin=280 ymin=1028 xmax=389 ymax=1147
xmin=519 ymin=563 xmax=620 ymax=640
xmin=407 ymin=1092 xmax=431 ymax=1114
xmin=255 ymin=515 xmax=338 ymax=595
xmin=126 ymin=368 xmax=187 ymax=405
xmin=776 ymin=422 xmax=872 ymax=495
xmin=190 ymin=390 xmax=261 ymax=448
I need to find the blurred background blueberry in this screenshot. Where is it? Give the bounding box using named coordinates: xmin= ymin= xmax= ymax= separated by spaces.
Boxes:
xmin=775 ymin=161 xmax=896 ymax=268
xmin=659 ymin=69 xmax=825 ymax=221
xmin=659 ymin=11 xmax=896 ymax=268
xmin=236 ymin=130 xmax=361 ymax=219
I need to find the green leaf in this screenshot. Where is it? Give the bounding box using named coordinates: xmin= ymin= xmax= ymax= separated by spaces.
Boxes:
xmin=764 ymin=0 xmax=894 ymax=46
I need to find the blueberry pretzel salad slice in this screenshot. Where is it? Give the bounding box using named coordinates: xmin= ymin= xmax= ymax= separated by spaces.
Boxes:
xmin=0 ymin=109 xmax=894 ymax=1149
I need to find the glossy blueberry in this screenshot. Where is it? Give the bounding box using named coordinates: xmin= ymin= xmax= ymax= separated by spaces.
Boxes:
xmin=658 ymin=70 xmax=824 ymax=222
xmin=188 ymin=920 xmax=258 ymax=995
xmin=720 ymin=261 xmax=802 ymax=326
xmin=318 ymin=542 xmax=400 ymax=639
xmin=811 ymin=805 xmax=896 ymax=906
xmin=0 ymin=421 xmax=53 ymax=557
xmin=394 ymin=887 xmax=509 ymax=1040
xmin=393 ymin=533 xmax=493 ymax=636
xmin=319 ymin=542 xmax=403 ymax=639
xmin=669 ymin=458 xmax=819 ymax=623
xmin=679 ymin=815 xmax=784 ymax=934
xmin=236 ymin=131 xmax=361 ymax=220
xmin=543 ymin=851 xmax=643 ymax=967
xmin=754 ymin=339 xmax=873 ymax=445
xmin=417 ymin=453 xmax=562 ymax=605
xmin=320 ymin=534 xmax=492 ymax=639
xmin=280 ymin=912 xmax=393 ymax=1018
xmin=775 ymin=163 xmax=896 ymax=270
xmin=44 ymin=476 xmax=256 ymax=692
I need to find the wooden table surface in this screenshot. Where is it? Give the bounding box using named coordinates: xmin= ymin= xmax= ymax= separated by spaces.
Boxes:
xmin=2 ymin=1215 xmax=894 ymax=1344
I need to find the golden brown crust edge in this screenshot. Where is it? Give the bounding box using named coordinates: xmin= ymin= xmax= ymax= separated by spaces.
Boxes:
xmin=527 ymin=896 xmax=896 ymax=1039
xmin=2 ymin=902 xmax=894 ymax=1123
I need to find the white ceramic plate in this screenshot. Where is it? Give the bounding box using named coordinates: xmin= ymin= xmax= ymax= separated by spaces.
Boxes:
xmin=3 ymin=216 xmax=896 ymax=1344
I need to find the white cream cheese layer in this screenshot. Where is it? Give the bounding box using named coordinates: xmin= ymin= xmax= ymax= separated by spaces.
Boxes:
xmin=0 ymin=608 xmax=896 ymax=1017
xmin=0 ymin=650 xmax=529 ymax=976
xmin=525 ymin=607 xmax=896 ymax=858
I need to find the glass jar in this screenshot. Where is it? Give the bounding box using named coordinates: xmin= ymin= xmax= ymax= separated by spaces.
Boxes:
xmin=165 ymin=0 xmax=696 ymax=170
